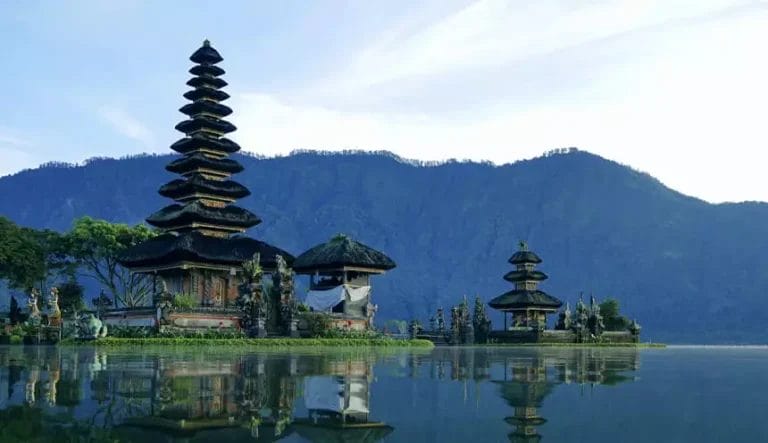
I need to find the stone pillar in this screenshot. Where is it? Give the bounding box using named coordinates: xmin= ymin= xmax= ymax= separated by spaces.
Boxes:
xmin=463 ymin=320 xmax=475 ymax=345
xmin=253 ymin=317 xmax=267 ymax=338
xmin=288 ymin=317 xmax=300 ymax=338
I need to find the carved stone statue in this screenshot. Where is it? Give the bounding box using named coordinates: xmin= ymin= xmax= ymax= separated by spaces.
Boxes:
xmin=153 ymin=278 xmax=174 ymax=326
xmin=364 ymin=301 xmax=378 ymax=329
xmin=450 ymin=306 xmax=462 ymax=343
xmin=409 ymin=319 xmax=422 ymax=339
xmin=238 ymin=253 xmax=266 ymax=336
xmin=472 ymin=296 xmax=491 ymax=343
xmin=588 ymin=294 xmax=605 ymax=337
xmin=75 ymin=313 xmax=108 ymax=339
xmin=556 ymin=302 xmax=572 ymax=330
xmin=46 ymin=287 xmax=62 ymax=326
xmin=436 ymin=308 xmax=445 ymax=333
xmin=572 ymin=294 xmax=589 ymax=342
xmin=273 ymin=254 xmax=297 ymax=334
xmin=27 ymin=289 xmax=41 ymax=326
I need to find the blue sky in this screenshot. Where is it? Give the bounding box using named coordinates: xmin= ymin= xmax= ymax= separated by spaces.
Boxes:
xmin=1 ymin=0 xmax=767 ymax=202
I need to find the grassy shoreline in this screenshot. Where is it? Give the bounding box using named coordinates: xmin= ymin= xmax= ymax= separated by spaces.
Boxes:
xmin=59 ymin=337 xmax=435 ymax=347
xmin=54 ymin=338 xmax=663 ymax=348
xmin=477 ymin=342 xmax=666 ymax=348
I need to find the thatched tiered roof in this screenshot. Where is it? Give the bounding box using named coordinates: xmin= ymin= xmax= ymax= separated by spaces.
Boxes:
xmin=489 ymin=242 xmax=562 ymax=312
xmin=118 ymin=40 xmax=288 ymax=272
xmin=293 ymin=234 xmax=396 ymax=274
xmin=119 ymin=231 xmax=293 ymax=271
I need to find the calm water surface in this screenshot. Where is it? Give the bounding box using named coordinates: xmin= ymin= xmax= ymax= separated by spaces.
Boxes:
xmin=0 ymin=345 xmax=766 ymax=442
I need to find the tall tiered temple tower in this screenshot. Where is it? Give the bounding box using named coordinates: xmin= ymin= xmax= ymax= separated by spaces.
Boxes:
xmin=119 ymin=40 xmax=292 ymax=307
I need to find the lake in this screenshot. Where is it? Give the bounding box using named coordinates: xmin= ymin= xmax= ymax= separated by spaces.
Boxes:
xmin=0 ymin=346 xmax=766 ymax=442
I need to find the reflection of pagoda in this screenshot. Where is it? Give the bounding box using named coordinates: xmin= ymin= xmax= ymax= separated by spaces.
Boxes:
xmin=494 ymin=356 xmax=554 ymax=443
xmin=114 ymin=354 xmax=300 ymax=441
xmin=293 ymin=360 xmax=393 ymax=443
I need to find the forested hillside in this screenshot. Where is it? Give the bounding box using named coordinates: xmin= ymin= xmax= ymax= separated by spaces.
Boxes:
xmin=1 ymin=149 xmax=766 ymax=343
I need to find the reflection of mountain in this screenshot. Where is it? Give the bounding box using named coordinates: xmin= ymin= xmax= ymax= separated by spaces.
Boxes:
xmin=493 ymin=349 xmax=640 ymax=442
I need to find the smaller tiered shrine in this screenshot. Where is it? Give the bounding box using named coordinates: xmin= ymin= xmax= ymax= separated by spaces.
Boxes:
xmin=489 ymin=242 xmax=563 ymax=330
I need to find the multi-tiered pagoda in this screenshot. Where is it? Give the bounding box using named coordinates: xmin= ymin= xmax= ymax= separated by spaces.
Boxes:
xmin=119 ymin=40 xmax=292 ymax=308
xmin=489 ymin=242 xmax=562 ymax=330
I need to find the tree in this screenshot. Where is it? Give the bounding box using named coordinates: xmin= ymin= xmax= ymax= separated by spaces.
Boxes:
xmin=0 ymin=217 xmax=70 ymax=292
xmin=57 ymin=280 xmax=85 ymax=314
xmin=64 ymin=217 xmax=156 ymax=308
xmin=599 ymin=298 xmax=631 ymax=331
xmin=0 ymin=217 xmax=45 ymax=291
xmin=9 ymin=296 xmax=23 ymax=325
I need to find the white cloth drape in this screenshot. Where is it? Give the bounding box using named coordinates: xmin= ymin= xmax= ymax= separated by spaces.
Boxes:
xmin=304 ymin=285 xmax=370 ymax=311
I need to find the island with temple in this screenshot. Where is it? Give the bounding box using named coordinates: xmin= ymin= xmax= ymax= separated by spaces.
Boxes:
xmin=0 ymin=40 xmax=419 ymax=346
xmin=0 ymin=40 xmax=646 ymax=347
xmin=413 ymin=241 xmax=643 ymax=345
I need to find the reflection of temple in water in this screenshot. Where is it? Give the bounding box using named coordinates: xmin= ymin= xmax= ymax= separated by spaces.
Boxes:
xmin=0 ymin=347 xmax=393 ymax=442
xmin=1 ymin=346 xmax=640 ymax=442
xmin=494 ymin=349 xmax=640 ymax=442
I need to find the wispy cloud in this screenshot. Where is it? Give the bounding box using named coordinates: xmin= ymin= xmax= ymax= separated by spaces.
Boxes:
xmin=0 ymin=128 xmax=35 ymax=177
xmin=315 ymin=0 xmax=753 ymax=97
xmin=0 ymin=129 xmax=31 ymax=147
xmin=232 ymin=0 xmax=768 ymax=203
xmin=99 ymin=106 xmax=156 ymax=147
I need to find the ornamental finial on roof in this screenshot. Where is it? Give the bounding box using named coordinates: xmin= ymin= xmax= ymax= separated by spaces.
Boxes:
xmin=332 ymin=233 xmax=349 ymax=243
xmin=203 ymin=39 xmax=210 ymax=47
xmin=519 ymin=240 xmax=528 ymax=251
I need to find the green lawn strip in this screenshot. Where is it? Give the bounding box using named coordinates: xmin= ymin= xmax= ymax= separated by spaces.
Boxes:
xmin=60 ymin=337 xmax=435 ymax=347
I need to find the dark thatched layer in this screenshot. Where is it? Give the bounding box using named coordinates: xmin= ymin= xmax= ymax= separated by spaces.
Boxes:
xmin=165 ymin=153 xmax=243 ymax=175
xmin=488 ymin=290 xmax=562 ymax=311
xmin=179 ymin=100 xmax=233 ymax=118
xmin=146 ymin=201 xmax=261 ymax=230
xmin=183 ymin=87 xmax=230 ymax=102
xmin=175 ymin=117 xmax=236 ymax=135
xmin=293 ymin=422 xmax=394 ymax=443
xmin=186 ymin=76 xmax=228 ymax=89
xmin=190 ymin=40 xmax=223 ymax=64
xmin=508 ymin=250 xmax=543 ymax=264
xmin=189 ymin=64 xmax=225 ymax=77
xmin=118 ymin=232 xmax=294 ymax=270
xmin=503 ymin=270 xmax=548 ymax=282
xmin=158 ymin=175 xmax=250 ymax=200
xmin=170 ymin=135 xmax=241 ymax=155
xmin=494 ymin=380 xmax=555 ymax=408
xmin=293 ymin=234 xmax=396 ymax=273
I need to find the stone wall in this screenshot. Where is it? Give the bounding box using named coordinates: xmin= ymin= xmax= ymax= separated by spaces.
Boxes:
xmin=601 ymin=331 xmax=638 ymax=343
xmin=102 ymin=308 xmax=157 ymax=328
xmin=541 ymin=330 xmax=577 ymax=343
xmin=489 ymin=329 xmax=540 ymax=343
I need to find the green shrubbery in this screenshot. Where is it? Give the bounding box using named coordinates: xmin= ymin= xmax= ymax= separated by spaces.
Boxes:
xmin=157 ymin=327 xmax=245 ymax=339
xmin=61 ymin=337 xmax=435 ymax=347
xmin=302 ymin=312 xmax=332 ymax=337
xmin=482 ymin=342 xmax=665 ymax=348
xmin=107 ymin=326 xmax=155 ymax=338
xmin=319 ymin=328 xmax=386 ymax=339
xmin=172 ymin=293 xmax=196 ymax=309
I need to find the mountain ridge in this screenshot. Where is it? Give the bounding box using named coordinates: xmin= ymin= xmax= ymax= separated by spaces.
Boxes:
xmin=1 ymin=149 xmax=766 ymax=343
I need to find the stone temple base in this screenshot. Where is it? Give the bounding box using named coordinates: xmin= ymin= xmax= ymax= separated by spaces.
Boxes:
xmin=488 ymin=329 xmax=639 ymax=344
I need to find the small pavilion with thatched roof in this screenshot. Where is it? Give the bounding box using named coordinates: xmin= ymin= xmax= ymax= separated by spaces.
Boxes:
xmin=293 ymin=234 xmax=396 ymax=331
